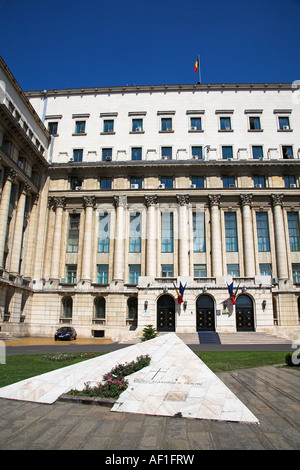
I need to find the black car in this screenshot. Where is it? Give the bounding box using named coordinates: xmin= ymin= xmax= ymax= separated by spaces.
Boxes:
xmin=54 ymin=327 xmax=77 ymax=341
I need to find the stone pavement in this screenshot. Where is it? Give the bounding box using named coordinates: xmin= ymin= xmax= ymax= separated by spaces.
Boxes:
xmin=0 ymin=364 xmax=299 ymax=450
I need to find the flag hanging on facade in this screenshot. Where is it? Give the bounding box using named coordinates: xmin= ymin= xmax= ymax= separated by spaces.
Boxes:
xmin=173 ymin=282 xmax=185 ymax=304
xmin=227 ymin=282 xmax=239 ymax=304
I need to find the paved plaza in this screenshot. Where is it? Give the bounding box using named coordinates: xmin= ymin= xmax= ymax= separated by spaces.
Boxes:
xmin=0 ymin=333 xmax=299 ymax=450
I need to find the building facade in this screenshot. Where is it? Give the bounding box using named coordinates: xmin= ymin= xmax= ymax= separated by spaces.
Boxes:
xmin=1 ymin=56 xmax=300 ymax=340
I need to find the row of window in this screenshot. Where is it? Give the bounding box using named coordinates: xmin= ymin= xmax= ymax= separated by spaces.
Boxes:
xmin=64 ymin=262 xmax=300 ymax=284
xmin=67 ymin=211 xmax=300 ymax=255
xmin=70 ymin=174 xmax=298 ymax=191
xmin=48 ymin=114 xmax=294 ymax=137
xmin=68 ymin=145 xmax=296 ymax=162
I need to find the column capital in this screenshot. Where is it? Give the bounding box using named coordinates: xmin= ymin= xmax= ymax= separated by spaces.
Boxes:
xmin=19 ymin=182 xmax=31 ymax=196
xmin=48 ymin=196 xmax=66 ymax=210
xmin=208 ymin=194 xmax=221 ymax=207
xmin=240 ymin=193 xmax=253 ymax=206
xmin=176 ymin=194 xmax=190 ymax=206
xmin=144 ymin=194 xmax=158 ymax=207
xmin=113 ymin=195 xmax=127 ymax=208
xmin=271 ymin=193 xmax=284 ymax=206
xmin=5 ymin=168 xmax=17 ymax=183
xmin=83 ymin=195 xmax=96 ymax=209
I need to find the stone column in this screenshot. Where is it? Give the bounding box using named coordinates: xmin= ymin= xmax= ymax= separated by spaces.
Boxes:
xmin=145 ymin=195 xmax=157 ymax=277
xmin=271 ymin=194 xmax=288 ymax=280
xmin=10 ymin=182 xmax=30 ymax=274
xmin=240 ymin=194 xmax=255 ymax=277
xmin=23 ymin=194 xmax=39 ymax=278
xmin=177 ymin=194 xmax=190 ymax=276
xmin=81 ymin=196 xmax=96 ymax=281
xmin=49 ymin=196 xmax=66 ymax=280
xmin=113 ymin=195 xmax=126 ymax=281
xmin=0 ymin=169 xmax=16 ymax=267
xmin=208 ymin=194 xmax=222 ymax=277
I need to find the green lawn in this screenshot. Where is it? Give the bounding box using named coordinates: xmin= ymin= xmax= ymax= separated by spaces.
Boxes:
xmin=0 ymin=351 xmax=292 ymax=389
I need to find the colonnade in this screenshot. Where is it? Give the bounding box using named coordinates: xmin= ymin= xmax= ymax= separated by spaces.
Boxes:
xmin=40 ymin=192 xmax=292 ymax=285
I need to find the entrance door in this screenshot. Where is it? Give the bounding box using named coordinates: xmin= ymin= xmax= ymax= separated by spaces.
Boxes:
xmin=236 ymin=295 xmax=255 ymax=331
xmin=196 ymin=295 xmax=215 ymax=331
xmin=157 ymin=295 xmax=175 ymax=332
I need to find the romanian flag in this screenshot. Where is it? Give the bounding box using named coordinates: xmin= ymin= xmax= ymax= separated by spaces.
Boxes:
xmin=194 ymin=56 xmax=199 ymax=73
xmin=227 ymin=282 xmax=239 ymax=305
xmin=173 ymin=282 xmax=186 ymax=304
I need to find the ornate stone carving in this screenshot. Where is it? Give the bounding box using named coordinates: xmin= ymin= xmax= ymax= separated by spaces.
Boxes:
xmin=240 ymin=193 xmax=253 ymax=206
xmin=19 ymin=182 xmax=31 ymax=196
xmin=176 ymin=194 xmax=190 ymax=206
xmin=48 ymin=196 xmax=66 ymax=210
xmin=113 ymin=195 xmax=127 ymax=208
xmin=271 ymin=193 xmax=284 ymax=206
xmin=208 ymin=194 xmax=221 ymax=207
xmin=83 ymin=195 xmax=96 ymax=208
xmin=144 ymin=195 xmax=158 ymax=207
xmin=5 ymin=168 xmax=17 ymax=182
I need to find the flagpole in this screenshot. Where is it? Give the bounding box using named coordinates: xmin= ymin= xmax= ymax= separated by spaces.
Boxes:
xmin=198 ymin=54 xmax=201 ymax=84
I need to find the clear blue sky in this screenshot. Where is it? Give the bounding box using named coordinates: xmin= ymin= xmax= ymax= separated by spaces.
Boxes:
xmin=1 ymin=0 xmax=300 ymax=90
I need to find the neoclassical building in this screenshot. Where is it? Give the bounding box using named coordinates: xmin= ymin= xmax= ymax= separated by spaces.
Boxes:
xmin=0 ymin=55 xmax=300 ymax=340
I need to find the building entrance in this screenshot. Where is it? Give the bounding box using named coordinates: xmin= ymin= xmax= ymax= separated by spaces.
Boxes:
xmin=236 ymin=295 xmax=255 ymax=331
xmin=157 ymin=295 xmax=175 ymax=332
xmin=196 ymin=295 xmax=215 ymax=331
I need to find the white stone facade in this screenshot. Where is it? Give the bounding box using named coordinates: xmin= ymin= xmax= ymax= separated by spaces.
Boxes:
xmin=0 ymin=56 xmax=300 ymax=341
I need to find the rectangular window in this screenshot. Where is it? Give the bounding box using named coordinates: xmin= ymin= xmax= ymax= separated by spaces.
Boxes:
xmin=253 ymin=175 xmax=265 ymax=187
xmin=131 ymin=147 xmax=142 ymax=160
xmin=97 ymin=264 xmax=108 ymax=284
xmin=66 ymin=265 xmax=77 ymax=283
xmin=102 ymin=148 xmax=112 ymax=161
xmin=190 ymin=117 xmax=201 ymax=130
xmin=191 ymin=176 xmax=204 ymax=188
xmin=287 ymin=212 xmax=300 ymax=252
xmin=161 ymin=264 xmax=174 ymax=277
xmin=100 ymin=177 xmax=112 ymax=190
xmin=252 ymin=146 xmax=263 ymax=159
xmin=222 ymin=176 xmax=235 ymax=188
xmin=161 ymin=118 xmax=172 ymax=131
xmin=67 ymin=214 xmax=80 ymax=252
xmin=48 ymin=122 xmax=58 ymax=135
xmin=194 ymin=264 xmax=207 ymax=277
xmin=284 ymin=175 xmax=296 ymax=188
xmin=222 ymin=146 xmax=233 ymax=159
xmin=227 ymin=264 xmax=240 ymax=277
xmin=73 ymin=149 xmax=83 ymax=162
xmin=256 ymin=212 xmax=270 ymax=252
xmin=192 ymin=146 xmax=203 ymax=159
xmin=193 ymin=212 xmax=205 ymax=252
xmin=129 ymin=264 xmax=141 ymax=284
xmin=160 ymin=177 xmax=173 ymax=189
xmin=249 ymin=116 xmax=261 ymax=130
xmin=129 ymin=213 xmax=141 ymax=252
xmin=104 ymin=120 xmax=114 ymax=132
xmin=225 ymin=213 xmax=238 ymax=252
xmin=259 ymin=263 xmax=272 ymax=276
xmin=130 ymin=177 xmax=142 ymax=189
xmin=220 ymin=117 xmax=231 ymax=130
xmin=161 ymin=212 xmax=173 ymax=252
xmin=292 ymin=264 xmax=300 ymax=283
xmin=162 ymin=147 xmax=172 ymax=160
xmin=70 ymin=177 xmax=82 ymax=190
xmin=279 ymin=116 xmax=290 ymax=130
xmin=282 ymin=146 xmax=293 ymax=159
xmin=132 ymin=119 xmax=143 ymax=132
xmin=75 ymin=121 xmax=86 ymax=134
xmin=98 ymin=213 xmax=110 ymax=252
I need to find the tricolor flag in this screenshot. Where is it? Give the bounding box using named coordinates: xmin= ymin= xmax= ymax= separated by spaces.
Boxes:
xmin=194 ymin=56 xmax=199 ymax=73
xmin=173 ymin=282 xmax=186 ymax=304
xmin=227 ymin=282 xmax=239 ymax=305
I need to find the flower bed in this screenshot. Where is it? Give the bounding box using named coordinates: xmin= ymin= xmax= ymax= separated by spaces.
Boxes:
xmin=43 ymin=352 xmax=102 ymax=361
xmin=68 ymin=354 xmax=151 ymax=399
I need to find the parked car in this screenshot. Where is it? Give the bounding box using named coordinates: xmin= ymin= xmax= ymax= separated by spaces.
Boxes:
xmin=54 ymin=327 xmax=77 ymax=341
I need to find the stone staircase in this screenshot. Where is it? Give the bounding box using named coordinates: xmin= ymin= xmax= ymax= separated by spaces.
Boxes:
xmin=176 ymin=332 xmax=293 ymax=345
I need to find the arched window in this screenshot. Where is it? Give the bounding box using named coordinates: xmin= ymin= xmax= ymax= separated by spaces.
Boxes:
xmin=62 ymin=297 xmax=72 ymax=319
xmin=94 ymin=297 xmax=106 ymax=319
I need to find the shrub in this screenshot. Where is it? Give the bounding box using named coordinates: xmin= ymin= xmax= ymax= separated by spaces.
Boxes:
xmin=141 ymin=324 xmax=157 ymax=342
